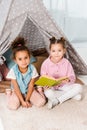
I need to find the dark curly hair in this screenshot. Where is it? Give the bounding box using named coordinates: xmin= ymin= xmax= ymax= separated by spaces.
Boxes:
xmin=11 ymin=37 xmax=30 ymax=59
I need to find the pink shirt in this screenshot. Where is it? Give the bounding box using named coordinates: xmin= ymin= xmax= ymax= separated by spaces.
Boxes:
xmin=41 ymin=57 xmax=76 ymax=84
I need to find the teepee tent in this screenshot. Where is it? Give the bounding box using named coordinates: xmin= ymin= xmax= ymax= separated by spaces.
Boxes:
xmin=0 ymin=0 xmax=87 ymax=75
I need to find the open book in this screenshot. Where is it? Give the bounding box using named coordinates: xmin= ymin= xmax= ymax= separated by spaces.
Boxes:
xmin=35 ymin=76 xmax=68 ymax=87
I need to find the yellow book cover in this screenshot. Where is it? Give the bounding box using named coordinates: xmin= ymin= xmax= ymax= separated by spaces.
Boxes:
xmin=35 ymin=76 xmax=68 ymax=87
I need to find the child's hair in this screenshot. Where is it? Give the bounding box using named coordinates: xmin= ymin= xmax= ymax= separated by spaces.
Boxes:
xmin=11 ymin=37 xmax=30 ymax=59
xmin=49 ymin=37 xmax=66 ymax=49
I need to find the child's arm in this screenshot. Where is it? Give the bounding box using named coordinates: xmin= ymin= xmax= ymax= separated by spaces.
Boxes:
xmin=66 ymin=62 xmax=76 ymax=83
xmin=25 ymin=78 xmax=35 ymax=103
xmin=11 ymin=79 xmax=28 ymax=107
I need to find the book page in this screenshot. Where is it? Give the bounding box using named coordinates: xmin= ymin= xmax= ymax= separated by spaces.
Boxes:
xmin=35 ymin=76 xmax=68 ymax=87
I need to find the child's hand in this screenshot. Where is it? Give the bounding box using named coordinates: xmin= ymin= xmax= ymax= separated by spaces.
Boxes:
xmin=37 ymin=87 xmax=43 ymax=93
xmin=44 ymin=86 xmax=50 ymax=89
xmin=21 ymin=100 xmax=32 ymax=108
xmin=62 ymin=78 xmax=70 ymax=84
xmin=21 ymin=101 xmax=27 ymax=107
xmin=26 ymin=101 xmax=32 ymax=108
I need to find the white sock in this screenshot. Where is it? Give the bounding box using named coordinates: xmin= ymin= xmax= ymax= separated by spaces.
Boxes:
xmin=47 ymin=100 xmax=53 ymax=109
xmin=72 ymin=94 xmax=82 ymax=101
xmin=47 ymin=99 xmax=59 ymax=109
xmin=52 ymin=98 xmax=59 ymax=106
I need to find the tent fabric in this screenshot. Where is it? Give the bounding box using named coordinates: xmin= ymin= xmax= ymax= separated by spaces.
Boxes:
xmin=0 ymin=0 xmax=87 ymax=75
xmin=0 ymin=0 xmax=13 ymax=38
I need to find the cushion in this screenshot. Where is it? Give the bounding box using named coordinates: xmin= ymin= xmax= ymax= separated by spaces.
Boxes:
xmin=32 ymin=56 xmax=47 ymax=74
xmin=0 ymin=63 xmax=9 ymax=80
xmin=3 ymin=48 xmax=15 ymax=69
xmin=32 ymin=48 xmax=47 ymax=56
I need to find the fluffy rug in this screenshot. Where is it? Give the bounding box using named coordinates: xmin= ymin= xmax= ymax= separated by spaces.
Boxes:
xmin=0 ymin=118 xmax=4 ymax=130
xmin=0 ymin=85 xmax=87 ymax=130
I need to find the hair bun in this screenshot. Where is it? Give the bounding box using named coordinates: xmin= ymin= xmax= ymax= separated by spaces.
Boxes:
xmin=11 ymin=37 xmax=26 ymax=50
xmin=60 ymin=37 xmax=65 ymax=42
xmin=49 ymin=37 xmax=56 ymax=43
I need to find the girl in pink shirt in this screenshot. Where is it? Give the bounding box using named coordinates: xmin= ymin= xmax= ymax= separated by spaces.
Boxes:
xmin=40 ymin=37 xmax=82 ymax=109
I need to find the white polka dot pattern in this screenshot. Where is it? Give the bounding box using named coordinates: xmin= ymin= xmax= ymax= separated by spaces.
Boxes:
xmin=0 ymin=0 xmax=87 ymax=75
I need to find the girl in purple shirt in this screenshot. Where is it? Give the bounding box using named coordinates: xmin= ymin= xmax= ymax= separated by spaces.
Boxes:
xmin=40 ymin=37 xmax=82 ymax=109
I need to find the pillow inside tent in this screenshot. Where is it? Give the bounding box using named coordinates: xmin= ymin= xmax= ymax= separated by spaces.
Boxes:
xmin=0 ymin=63 xmax=9 ymax=81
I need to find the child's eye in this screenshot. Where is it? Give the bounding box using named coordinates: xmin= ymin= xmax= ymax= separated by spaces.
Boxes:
xmin=58 ymin=50 xmax=62 ymax=52
xmin=52 ymin=50 xmax=55 ymax=52
xmin=25 ymin=57 xmax=28 ymax=59
xmin=19 ymin=58 xmax=22 ymax=61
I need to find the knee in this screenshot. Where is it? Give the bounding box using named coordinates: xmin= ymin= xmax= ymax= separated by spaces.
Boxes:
xmin=37 ymin=87 xmax=43 ymax=92
xmin=7 ymin=100 xmax=20 ymax=110
xmin=7 ymin=93 xmax=20 ymax=110
xmin=37 ymin=98 xmax=46 ymax=107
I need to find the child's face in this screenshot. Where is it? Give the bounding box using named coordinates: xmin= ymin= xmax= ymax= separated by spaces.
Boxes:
xmin=50 ymin=43 xmax=66 ymax=63
xmin=15 ymin=50 xmax=30 ymax=70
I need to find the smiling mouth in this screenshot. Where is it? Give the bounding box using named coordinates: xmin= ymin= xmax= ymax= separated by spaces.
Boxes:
xmin=55 ymin=56 xmax=59 ymax=58
xmin=22 ymin=64 xmax=27 ymax=66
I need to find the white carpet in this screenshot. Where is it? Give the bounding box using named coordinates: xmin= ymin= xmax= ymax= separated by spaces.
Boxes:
xmin=0 ymin=43 xmax=87 ymax=130
xmin=0 ymin=118 xmax=4 ymax=130
xmin=0 ymin=85 xmax=87 ymax=130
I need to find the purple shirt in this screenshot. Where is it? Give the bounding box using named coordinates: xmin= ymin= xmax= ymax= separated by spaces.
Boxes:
xmin=40 ymin=57 xmax=76 ymax=84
